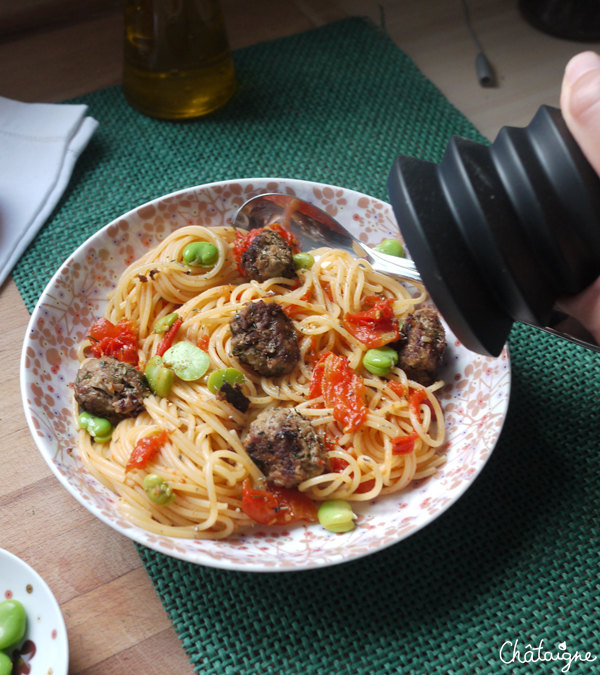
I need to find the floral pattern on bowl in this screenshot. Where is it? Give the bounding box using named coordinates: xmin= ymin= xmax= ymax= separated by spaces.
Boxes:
xmin=0 ymin=549 xmax=68 ymax=675
xmin=20 ymin=178 xmax=511 ymax=572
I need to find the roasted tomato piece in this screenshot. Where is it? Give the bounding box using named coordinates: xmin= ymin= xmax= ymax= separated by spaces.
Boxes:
xmin=309 ymin=352 xmax=367 ymax=433
xmin=156 ymin=316 xmax=183 ymax=357
xmin=355 ymin=478 xmax=376 ymax=494
xmin=241 ymin=479 xmax=318 ymax=526
xmin=126 ymin=431 xmax=169 ymax=472
xmin=344 ymin=296 xmax=401 ymax=348
xmin=329 ymin=456 xmax=350 ymax=472
xmin=88 ymin=317 xmax=139 ymax=365
xmin=392 ymin=431 xmax=419 ymax=455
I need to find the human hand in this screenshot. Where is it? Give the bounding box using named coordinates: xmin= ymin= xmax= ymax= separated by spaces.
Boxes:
xmin=560 ymin=51 xmax=600 ymax=175
xmin=557 ymin=51 xmax=600 ymax=344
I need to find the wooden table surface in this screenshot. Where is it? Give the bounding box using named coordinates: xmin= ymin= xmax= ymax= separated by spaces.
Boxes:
xmin=0 ymin=1 xmax=594 ymax=673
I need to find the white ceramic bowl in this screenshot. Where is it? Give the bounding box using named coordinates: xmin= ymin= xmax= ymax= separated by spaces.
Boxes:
xmin=0 ymin=549 xmax=68 ymax=675
xmin=21 ymin=178 xmax=510 ymax=571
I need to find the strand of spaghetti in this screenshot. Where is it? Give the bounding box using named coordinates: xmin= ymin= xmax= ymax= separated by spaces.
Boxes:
xmin=413 ymin=455 xmax=446 ymax=480
xmin=77 ymin=433 xmax=122 ymax=488
xmin=300 ymin=451 xmax=362 ymax=496
xmin=120 ymin=478 xmax=181 ymax=525
xmin=143 ymin=395 xmax=182 ymax=430
xmin=380 ymin=452 xmax=417 ymax=494
xmin=199 ymin=450 xmax=238 ymax=532
xmin=350 ymin=259 xmax=367 ymax=310
xmin=157 ymin=428 xmax=213 ymax=487
xmin=206 ymin=449 xmax=250 ymax=487
xmin=407 ymin=387 xmax=445 ymax=447
xmin=351 ymin=457 xmax=384 ymax=501
xmin=118 ymin=500 xmax=236 ymax=539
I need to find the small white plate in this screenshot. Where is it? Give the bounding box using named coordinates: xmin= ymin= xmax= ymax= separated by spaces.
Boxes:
xmin=0 ymin=549 xmax=68 ymax=675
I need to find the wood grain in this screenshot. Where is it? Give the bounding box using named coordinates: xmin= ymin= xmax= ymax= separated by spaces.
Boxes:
xmin=0 ymin=0 xmax=121 ymax=38
xmin=0 ymin=1 xmax=595 ymax=672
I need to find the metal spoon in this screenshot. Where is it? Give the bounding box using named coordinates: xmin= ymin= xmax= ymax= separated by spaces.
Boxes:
xmin=231 ymin=193 xmax=422 ymax=284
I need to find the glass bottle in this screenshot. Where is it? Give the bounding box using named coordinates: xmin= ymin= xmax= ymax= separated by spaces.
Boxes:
xmin=123 ymin=0 xmax=237 ymax=119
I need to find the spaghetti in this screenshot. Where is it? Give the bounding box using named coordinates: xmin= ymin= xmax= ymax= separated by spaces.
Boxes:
xmin=74 ymin=225 xmax=446 ymax=539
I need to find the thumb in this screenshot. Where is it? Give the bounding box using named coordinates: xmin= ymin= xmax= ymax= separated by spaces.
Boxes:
xmin=561 ymin=51 xmax=600 ymax=177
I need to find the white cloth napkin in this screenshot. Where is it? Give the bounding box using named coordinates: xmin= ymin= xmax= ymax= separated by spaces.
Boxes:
xmin=0 ymin=96 xmax=98 ymax=287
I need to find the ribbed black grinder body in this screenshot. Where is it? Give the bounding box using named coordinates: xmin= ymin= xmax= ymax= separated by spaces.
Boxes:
xmin=387 ymin=105 xmax=600 ymax=356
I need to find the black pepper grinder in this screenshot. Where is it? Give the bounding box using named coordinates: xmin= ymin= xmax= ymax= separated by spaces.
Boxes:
xmin=387 ymin=105 xmax=600 ymax=356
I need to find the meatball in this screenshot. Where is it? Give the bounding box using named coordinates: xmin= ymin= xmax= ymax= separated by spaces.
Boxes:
xmin=74 ymin=356 xmax=150 ymax=424
xmin=395 ymin=308 xmax=446 ymax=386
xmin=230 ymin=300 xmax=300 ymax=377
xmin=241 ymin=229 xmax=298 ymax=283
xmin=244 ymin=408 xmax=326 ymax=488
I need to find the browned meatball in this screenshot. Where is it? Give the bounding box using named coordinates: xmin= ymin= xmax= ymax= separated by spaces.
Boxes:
xmin=74 ymin=356 xmax=150 ymax=424
xmin=241 ymin=229 xmax=298 ymax=283
xmin=244 ymin=408 xmax=326 ymax=488
xmin=230 ymin=300 xmax=300 ymax=377
xmin=395 ymin=308 xmax=446 ymax=386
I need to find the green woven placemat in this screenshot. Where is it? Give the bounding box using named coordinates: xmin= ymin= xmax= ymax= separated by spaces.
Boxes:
xmin=14 ymin=17 xmax=600 ymax=674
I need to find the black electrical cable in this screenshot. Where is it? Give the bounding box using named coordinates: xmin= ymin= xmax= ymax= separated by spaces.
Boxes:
xmin=379 ymin=4 xmax=386 ymax=31
xmin=461 ymin=0 xmax=496 ymax=87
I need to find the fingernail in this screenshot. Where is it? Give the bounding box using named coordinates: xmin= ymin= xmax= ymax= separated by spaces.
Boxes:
xmin=565 ymin=51 xmax=600 ymax=85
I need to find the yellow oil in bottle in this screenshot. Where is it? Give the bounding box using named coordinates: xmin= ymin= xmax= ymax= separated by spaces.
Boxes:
xmin=123 ymin=0 xmax=237 ymax=119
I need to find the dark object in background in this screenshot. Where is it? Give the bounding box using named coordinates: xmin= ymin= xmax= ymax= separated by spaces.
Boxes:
xmin=519 ymin=0 xmax=600 ymax=41
xmin=387 ymin=105 xmax=600 ymax=357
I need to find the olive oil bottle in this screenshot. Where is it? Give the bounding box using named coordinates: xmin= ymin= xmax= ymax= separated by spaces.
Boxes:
xmin=123 ymin=0 xmax=236 ymax=119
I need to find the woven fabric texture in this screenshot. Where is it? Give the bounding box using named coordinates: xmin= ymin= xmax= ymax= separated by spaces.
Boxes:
xmin=13 ymin=17 xmax=600 ymax=675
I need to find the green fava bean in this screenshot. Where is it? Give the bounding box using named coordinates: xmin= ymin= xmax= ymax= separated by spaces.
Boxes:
xmin=163 ymin=342 xmax=210 ymax=381
xmin=153 ymin=312 xmax=179 ymax=334
xmin=0 ymin=599 xmax=27 ymax=650
xmin=293 ymin=252 xmax=315 ymax=270
xmin=183 ymin=242 xmax=219 ymax=268
xmin=363 ymin=346 xmax=399 ymax=377
xmin=374 ymin=238 xmax=404 ymax=258
xmin=207 ymin=368 xmax=245 ymax=394
xmin=143 ymin=474 xmax=175 ymax=505
xmin=79 ymin=413 xmax=113 ymax=442
xmin=0 ymin=651 xmax=12 ymax=675
xmin=145 ymin=356 xmax=175 ymax=397
xmin=318 ymin=500 xmax=356 ymax=533
xmin=86 ymin=416 xmax=112 ymax=439
xmin=78 ymin=411 xmax=93 ymax=429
